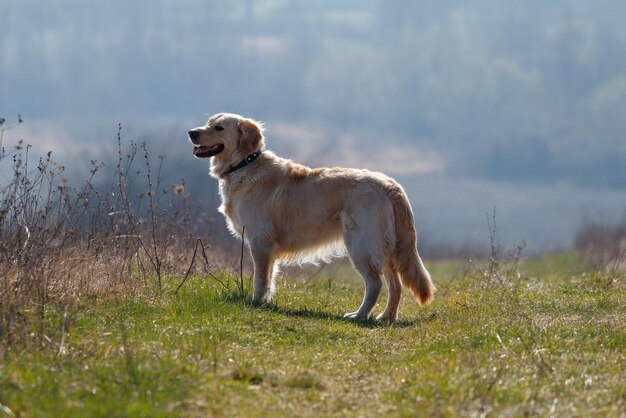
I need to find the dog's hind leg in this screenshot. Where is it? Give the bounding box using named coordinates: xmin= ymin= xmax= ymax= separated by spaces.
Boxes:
xmin=376 ymin=265 xmax=402 ymax=323
xmin=250 ymin=247 xmax=276 ymax=304
xmin=342 ymin=213 xmax=383 ymax=320
xmin=343 ymin=265 xmax=382 ymax=320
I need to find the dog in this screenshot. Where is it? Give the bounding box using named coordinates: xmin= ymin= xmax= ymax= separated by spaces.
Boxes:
xmin=188 ymin=113 xmax=435 ymax=322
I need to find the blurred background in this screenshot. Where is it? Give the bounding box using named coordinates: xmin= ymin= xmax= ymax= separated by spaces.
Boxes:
xmin=2 ymin=0 xmax=626 ymax=254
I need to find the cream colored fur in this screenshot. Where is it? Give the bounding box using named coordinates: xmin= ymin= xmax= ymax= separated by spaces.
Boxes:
xmin=188 ymin=113 xmax=435 ymax=321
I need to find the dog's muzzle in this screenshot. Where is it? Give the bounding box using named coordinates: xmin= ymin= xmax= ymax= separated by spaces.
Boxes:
xmin=188 ymin=129 xmax=200 ymax=144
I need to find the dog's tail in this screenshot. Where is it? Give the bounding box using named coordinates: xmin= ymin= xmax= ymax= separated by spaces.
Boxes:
xmin=388 ymin=184 xmax=435 ymax=305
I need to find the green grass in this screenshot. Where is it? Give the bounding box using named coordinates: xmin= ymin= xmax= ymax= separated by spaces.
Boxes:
xmin=1 ymin=254 xmax=625 ymax=417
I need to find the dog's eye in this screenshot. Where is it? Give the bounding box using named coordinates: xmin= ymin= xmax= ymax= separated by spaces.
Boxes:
xmin=215 ymin=125 xmax=224 ymax=131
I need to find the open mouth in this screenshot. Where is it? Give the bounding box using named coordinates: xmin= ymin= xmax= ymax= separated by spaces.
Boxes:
xmin=193 ymin=144 xmax=224 ymax=158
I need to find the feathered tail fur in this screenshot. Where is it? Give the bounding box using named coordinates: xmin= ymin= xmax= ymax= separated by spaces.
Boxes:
xmin=388 ymin=185 xmax=436 ymax=305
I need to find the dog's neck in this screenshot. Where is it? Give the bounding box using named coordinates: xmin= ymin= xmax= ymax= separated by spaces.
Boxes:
xmin=225 ymin=150 xmax=262 ymax=175
xmin=211 ymin=150 xmax=262 ymax=179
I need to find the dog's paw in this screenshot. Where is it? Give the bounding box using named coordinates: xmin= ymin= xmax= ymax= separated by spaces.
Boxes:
xmin=343 ymin=311 xmax=368 ymax=321
xmin=375 ymin=313 xmax=397 ymax=324
xmin=251 ymin=294 xmax=273 ymax=306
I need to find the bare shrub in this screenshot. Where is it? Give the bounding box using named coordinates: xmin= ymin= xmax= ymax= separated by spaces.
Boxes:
xmin=464 ymin=208 xmax=554 ymax=379
xmin=0 ymin=123 xmax=229 ymax=352
xmin=468 ymin=207 xmax=526 ymax=289
xmin=575 ymin=221 xmax=626 ymax=272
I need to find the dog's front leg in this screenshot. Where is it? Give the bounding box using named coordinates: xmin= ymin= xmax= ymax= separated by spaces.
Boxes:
xmin=250 ymin=247 xmax=275 ymax=304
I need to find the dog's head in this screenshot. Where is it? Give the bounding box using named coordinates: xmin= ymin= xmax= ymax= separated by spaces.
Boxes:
xmin=188 ymin=113 xmax=265 ymax=162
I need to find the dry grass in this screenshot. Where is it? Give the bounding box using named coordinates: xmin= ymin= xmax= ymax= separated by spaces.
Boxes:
xmin=0 ymin=126 xmax=234 ymax=352
xmin=576 ymin=221 xmax=626 ymax=272
xmin=0 ymin=255 xmax=624 ymax=417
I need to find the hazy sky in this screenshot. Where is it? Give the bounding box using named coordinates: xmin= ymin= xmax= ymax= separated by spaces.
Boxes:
xmin=2 ymin=0 xmax=626 ymax=252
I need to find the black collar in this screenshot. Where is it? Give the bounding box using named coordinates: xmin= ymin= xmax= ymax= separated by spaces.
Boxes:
xmin=225 ymin=150 xmax=262 ymax=175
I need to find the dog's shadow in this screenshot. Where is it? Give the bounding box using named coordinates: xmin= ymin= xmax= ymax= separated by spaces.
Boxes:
xmin=268 ymin=306 xmax=415 ymax=328
xmin=242 ymin=300 xmax=437 ymax=329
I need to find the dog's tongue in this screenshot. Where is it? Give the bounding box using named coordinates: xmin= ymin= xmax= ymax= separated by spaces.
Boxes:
xmin=193 ymin=146 xmax=215 ymax=156
xmin=193 ymin=144 xmax=224 ymax=158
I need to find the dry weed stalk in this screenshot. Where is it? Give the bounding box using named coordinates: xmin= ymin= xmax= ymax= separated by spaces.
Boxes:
xmin=576 ymin=220 xmax=626 ymax=274
xmin=463 ymin=208 xmax=553 ymax=380
xmin=0 ymin=123 xmax=222 ymax=352
xmin=175 ymin=238 xmax=227 ymax=295
xmin=469 ymin=207 xmax=526 ymax=290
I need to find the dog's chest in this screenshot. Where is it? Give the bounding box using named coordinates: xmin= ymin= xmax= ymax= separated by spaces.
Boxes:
xmin=218 ymin=179 xmax=253 ymax=235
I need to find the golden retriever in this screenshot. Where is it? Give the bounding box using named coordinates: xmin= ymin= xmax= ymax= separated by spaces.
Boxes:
xmin=188 ymin=113 xmax=435 ymax=321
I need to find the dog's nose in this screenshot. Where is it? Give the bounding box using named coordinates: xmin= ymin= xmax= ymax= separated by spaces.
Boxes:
xmin=188 ymin=129 xmax=199 ymax=143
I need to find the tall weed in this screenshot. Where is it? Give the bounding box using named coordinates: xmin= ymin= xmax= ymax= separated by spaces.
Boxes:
xmin=0 ymin=124 xmax=226 ymax=352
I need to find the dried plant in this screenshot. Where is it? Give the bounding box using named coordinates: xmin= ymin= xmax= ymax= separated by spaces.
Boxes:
xmin=575 ymin=221 xmax=626 ymax=272
xmin=0 ymin=122 xmax=231 ymax=352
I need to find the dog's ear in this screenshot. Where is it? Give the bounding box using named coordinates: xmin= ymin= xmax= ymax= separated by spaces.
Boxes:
xmin=238 ymin=119 xmax=264 ymax=155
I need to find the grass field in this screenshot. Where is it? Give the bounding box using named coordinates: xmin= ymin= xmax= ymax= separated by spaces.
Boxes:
xmin=1 ymin=252 xmax=624 ymax=417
